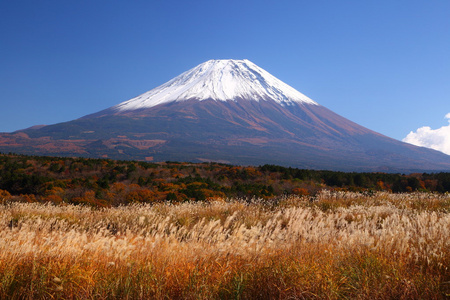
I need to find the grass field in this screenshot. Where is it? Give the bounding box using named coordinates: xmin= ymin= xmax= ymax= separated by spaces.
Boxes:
xmin=1 ymin=191 xmax=449 ymax=299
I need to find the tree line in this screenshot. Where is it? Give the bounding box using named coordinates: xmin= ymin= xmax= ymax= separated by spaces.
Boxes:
xmin=0 ymin=153 xmax=449 ymax=206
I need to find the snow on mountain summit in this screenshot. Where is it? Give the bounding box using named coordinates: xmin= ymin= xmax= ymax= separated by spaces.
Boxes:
xmin=113 ymin=59 xmax=318 ymax=111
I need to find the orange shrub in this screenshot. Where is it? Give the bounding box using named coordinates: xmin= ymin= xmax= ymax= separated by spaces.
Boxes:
xmin=0 ymin=189 xmax=11 ymax=203
xmin=292 ymin=187 xmax=309 ymax=196
xmin=125 ymin=188 xmax=155 ymax=203
xmin=44 ymin=194 xmax=63 ymax=204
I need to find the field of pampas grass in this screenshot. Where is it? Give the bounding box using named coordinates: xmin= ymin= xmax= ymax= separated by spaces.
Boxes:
xmin=0 ymin=191 xmax=449 ymax=299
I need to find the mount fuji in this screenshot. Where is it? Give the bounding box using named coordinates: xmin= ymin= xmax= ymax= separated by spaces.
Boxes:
xmin=1 ymin=59 xmax=450 ymax=172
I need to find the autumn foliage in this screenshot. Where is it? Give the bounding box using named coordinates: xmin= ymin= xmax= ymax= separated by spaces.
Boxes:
xmin=1 ymin=153 xmax=450 ymax=208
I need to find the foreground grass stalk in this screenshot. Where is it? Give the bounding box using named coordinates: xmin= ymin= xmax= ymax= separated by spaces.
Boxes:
xmin=0 ymin=192 xmax=449 ymax=299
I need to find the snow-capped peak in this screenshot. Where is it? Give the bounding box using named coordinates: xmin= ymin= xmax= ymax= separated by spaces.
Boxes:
xmin=113 ymin=59 xmax=318 ymax=111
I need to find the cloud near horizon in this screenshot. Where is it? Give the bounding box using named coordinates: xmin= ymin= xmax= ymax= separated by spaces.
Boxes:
xmin=403 ymin=113 xmax=450 ymax=155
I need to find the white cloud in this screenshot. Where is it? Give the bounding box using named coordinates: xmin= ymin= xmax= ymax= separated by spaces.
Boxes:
xmin=403 ymin=113 xmax=450 ymax=155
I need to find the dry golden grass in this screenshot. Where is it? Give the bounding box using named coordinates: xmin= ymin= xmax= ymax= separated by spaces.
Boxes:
xmin=0 ymin=191 xmax=449 ymax=299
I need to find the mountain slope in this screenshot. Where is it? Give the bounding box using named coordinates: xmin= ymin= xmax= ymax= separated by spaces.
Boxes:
xmin=1 ymin=59 xmax=449 ymax=172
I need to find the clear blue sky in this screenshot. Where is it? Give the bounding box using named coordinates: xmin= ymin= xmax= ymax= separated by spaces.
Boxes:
xmin=1 ymin=0 xmax=449 ymax=141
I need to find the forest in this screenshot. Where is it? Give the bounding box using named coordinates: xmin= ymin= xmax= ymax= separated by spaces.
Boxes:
xmin=1 ymin=152 xmax=450 ymax=206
